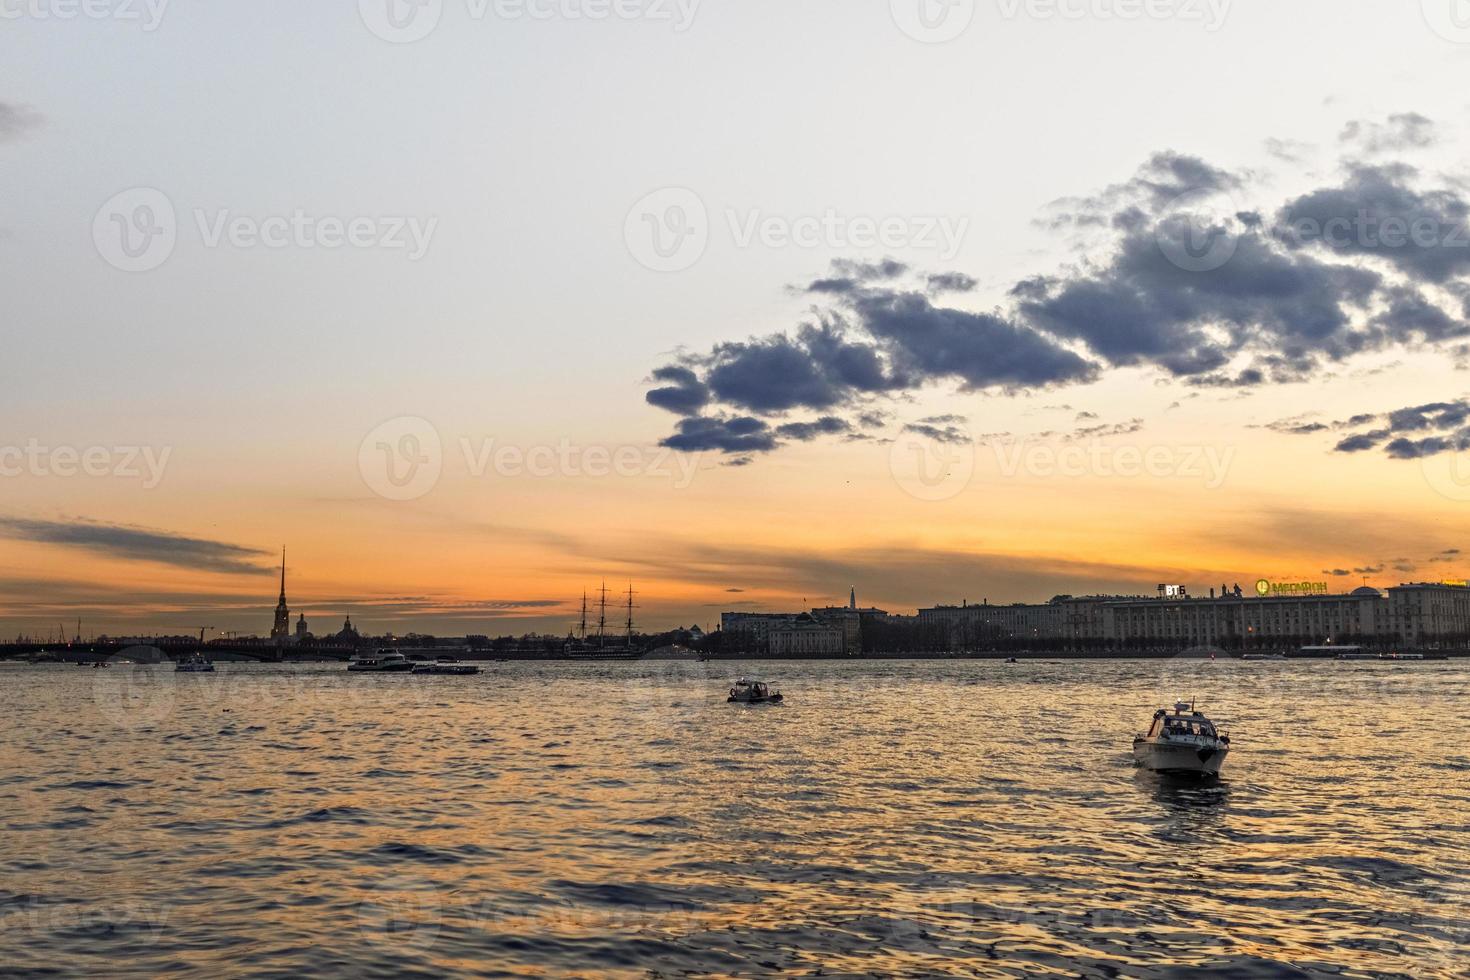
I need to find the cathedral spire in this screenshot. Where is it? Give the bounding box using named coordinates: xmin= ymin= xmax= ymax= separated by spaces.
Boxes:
xmin=271 ymin=546 xmax=291 ymax=641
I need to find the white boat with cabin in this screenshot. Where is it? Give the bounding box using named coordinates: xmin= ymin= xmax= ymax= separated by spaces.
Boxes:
xmin=1133 ymin=701 xmax=1230 ymax=776
xmin=347 ymin=651 xmax=413 ymax=673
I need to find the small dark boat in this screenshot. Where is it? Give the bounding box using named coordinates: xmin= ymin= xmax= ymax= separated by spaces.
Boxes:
xmin=727 ymin=678 xmax=783 ymax=704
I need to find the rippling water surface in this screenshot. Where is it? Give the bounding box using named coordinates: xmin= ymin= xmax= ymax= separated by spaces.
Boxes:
xmin=3 ymin=659 xmax=1469 ymax=978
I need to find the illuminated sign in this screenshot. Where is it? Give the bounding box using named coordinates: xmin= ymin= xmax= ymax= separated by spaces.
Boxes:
xmin=1158 ymin=584 xmax=1188 ymax=597
xmin=1256 ymin=579 xmax=1329 ymax=597
xmin=1442 ymin=579 xmax=1468 ymax=588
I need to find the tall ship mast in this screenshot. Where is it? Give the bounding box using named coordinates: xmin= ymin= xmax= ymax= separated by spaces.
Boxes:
xmin=596 ymin=581 xmax=608 ymax=649
xmin=563 ymin=579 xmax=643 ymax=660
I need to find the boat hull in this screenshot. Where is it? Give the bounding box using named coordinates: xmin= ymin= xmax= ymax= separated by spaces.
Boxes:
xmin=347 ymin=663 xmax=414 ymax=672
xmin=727 ymin=694 xmax=783 ymax=704
xmin=1133 ymin=741 xmax=1228 ymax=776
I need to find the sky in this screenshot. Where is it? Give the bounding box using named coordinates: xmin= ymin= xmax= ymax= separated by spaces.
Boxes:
xmin=4 ymin=0 xmax=1470 ymax=639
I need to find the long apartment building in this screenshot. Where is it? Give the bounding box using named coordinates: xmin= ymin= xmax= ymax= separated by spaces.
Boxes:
xmin=918 ymin=583 xmax=1470 ymax=648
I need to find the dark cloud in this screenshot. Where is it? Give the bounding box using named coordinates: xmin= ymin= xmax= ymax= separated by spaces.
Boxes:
xmin=1067 ymin=418 xmax=1144 ymax=441
xmin=1046 ymin=151 xmax=1244 ymax=229
xmin=660 ymin=416 xmax=777 ymax=454
xmin=1019 ymin=220 xmax=1382 ymax=383
xmin=901 ymin=420 xmax=970 ymax=445
xmin=1263 ymin=418 xmax=1329 ymax=435
xmin=775 ymin=416 xmax=854 ymax=441
xmin=1264 ymin=137 xmax=1312 ymax=163
xmin=926 ymin=272 xmax=979 ymax=294
xmin=806 ymin=257 xmax=909 ymax=294
xmin=0 ymin=102 xmax=42 ymax=143
xmin=645 ymin=365 xmax=711 ymax=416
xmin=645 ymin=130 xmax=1470 ymax=461
xmin=1277 ymin=163 xmax=1470 ymax=285
xmin=853 ymin=289 xmax=1097 ymax=390
xmin=0 ymin=517 xmax=272 ymax=574
xmin=698 ymin=320 xmax=904 ymax=415
xmin=1335 ymin=430 xmax=1389 ymax=453
xmin=1339 ymin=113 xmax=1437 ymax=153
xmin=1314 ymin=398 xmax=1470 ymax=459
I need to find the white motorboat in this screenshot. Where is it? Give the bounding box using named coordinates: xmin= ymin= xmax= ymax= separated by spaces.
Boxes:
xmin=1133 ymin=701 xmax=1230 ymax=776
xmin=175 ymin=653 xmax=216 ymax=673
xmin=347 ymin=651 xmax=413 ymax=673
xmin=727 ymin=678 xmax=783 ymax=704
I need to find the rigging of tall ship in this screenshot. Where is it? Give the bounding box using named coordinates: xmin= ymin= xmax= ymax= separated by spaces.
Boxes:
xmin=564 ymin=582 xmax=644 ymax=660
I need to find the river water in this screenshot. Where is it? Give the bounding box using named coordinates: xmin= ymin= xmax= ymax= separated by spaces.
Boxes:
xmin=2 ymin=658 xmax=1467 ymax=978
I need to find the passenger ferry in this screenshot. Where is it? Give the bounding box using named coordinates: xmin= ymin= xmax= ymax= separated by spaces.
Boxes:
xmin=347 ymin=651 xmax=413 ymax=672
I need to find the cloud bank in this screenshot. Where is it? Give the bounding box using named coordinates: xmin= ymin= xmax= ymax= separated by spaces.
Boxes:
xmin=645 ymin=119 xmax=1470 ymax=457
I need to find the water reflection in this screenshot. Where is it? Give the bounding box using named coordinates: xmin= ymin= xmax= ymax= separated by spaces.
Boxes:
xmin=0 ymin=659 xmax=1466 ymax=978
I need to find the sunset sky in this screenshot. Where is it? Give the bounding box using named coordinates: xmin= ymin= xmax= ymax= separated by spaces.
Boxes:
xmin=5 ymin=1 xmax=1470 ymax=638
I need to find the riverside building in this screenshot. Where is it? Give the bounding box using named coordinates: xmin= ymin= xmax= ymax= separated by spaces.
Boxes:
xmin=914 ymin=582 xmax=1470 ymax=650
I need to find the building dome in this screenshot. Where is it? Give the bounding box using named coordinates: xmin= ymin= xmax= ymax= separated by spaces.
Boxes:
xmin=1350 ymin=586 xmax=1383 ymax=597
